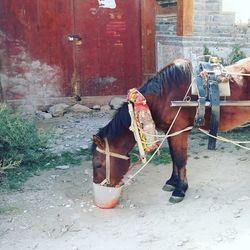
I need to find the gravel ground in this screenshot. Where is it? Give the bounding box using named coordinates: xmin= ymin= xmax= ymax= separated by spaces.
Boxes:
xmin=1 ymin=109 xmax=250 ymax=250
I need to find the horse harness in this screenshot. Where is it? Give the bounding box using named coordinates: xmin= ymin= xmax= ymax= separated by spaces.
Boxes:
xmin=96 ymin=138 xmax=129 ymax=186
xmin=194 ymin=60 xmax=228 ymax=149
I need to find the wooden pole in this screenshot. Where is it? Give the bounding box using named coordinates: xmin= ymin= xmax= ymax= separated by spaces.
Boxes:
xmin=177 ymin=0 xmax=193 ymax=36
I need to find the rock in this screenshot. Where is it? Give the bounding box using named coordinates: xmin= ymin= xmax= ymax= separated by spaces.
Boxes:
xmin=50 ymin=175 xmax=58 ymax=179
xmin=36 ymin=111 xmax=52 ymax=120
xmin=238 ymin=195 xmax=250 ymax=201
xmin=7 ymin=217 xmax=14 ymax=223
xmin=233 ymin=208 xmax=242 ymax=218
xmin=49 ymin=103 xmax=69 ymax=117
xmin=92 ymin=105 xmax=101 ymax=110
xmin=70 ymin=104 xmax=92 ymax=113
xmin=32 ymin=243 xmax=39 ymax=249
xmin=55 ymin=128 xmax=65 ymax=134
xmin=16 ymin=104 xmax=35 ymax=115
xmin=100 ymin=104 xmax=111 ymax=112
xmin=215 ymin=236 xmax=223 ymax=242
xmin=109 ymin=97 xmax=126 ymax=110
xmin=55 ymin=165 xmax=70 ymax=170
xmin=176 ymin=238 xmax=189 ymax=247
xmin=80 ymin=144 xmax=89 ymax=150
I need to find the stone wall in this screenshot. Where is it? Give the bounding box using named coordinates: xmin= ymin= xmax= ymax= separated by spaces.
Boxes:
xmin=156 ymin=14 xmax=176 ymax=35
xmin=156 ymin=0 xmax=250 ymax=70
xmin=193 ymin=0 xmax=236 ymax=36
xmin=156 ymin=35 xmax=250 ymax=70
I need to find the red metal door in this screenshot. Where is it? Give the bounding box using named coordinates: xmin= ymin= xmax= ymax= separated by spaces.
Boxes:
xmin=0 ymin=0 xmax=74 ymax=98
xmin=0 ymin=0 xmax=142 ymax=99
xmin=73 ymin=0 xmax=142 ymax=96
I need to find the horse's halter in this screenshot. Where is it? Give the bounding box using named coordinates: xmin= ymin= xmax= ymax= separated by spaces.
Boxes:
xmin=96 ymin=138 xmax=129 ymax=186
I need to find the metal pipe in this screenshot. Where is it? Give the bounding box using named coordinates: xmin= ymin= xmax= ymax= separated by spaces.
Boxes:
xmin=171 ymin=100 xmax=250 ymax=107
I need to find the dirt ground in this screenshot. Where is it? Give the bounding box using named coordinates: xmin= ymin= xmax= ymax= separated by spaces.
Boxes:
xmin=1 ymin=111 xmax=250 ymax=250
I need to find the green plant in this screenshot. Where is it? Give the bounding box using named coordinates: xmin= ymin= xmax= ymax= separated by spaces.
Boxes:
xmin=227 ymin=44 xmax=246 ymax=64
xmin=220 ymin=123 xmax=250 ymax=141
xmin=0 ymin=104 xmax=48 ymax=174
xmin=203 ymin=45 xmax=211 ymax=62
xmin=0 ymin=104 xmax=93 ymax=189
xmin=129 ymin=146 xmax=171 ymax=165
xmin=1 ymin=149 xmax=90 ymax=190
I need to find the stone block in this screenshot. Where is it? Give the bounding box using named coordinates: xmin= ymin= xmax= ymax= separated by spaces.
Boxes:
xmin=49 ymin=103 xmax=69 ymax=117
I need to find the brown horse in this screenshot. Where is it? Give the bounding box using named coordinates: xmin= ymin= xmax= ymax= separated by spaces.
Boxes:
xmin=92 ymin=58 xmax=250 ymax=203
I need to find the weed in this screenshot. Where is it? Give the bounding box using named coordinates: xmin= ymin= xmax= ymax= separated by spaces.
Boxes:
xmin=220 ymin=125 xmax=250 ymax=141
xmin=203 ymin=45 xmax=211 ymax=62
xmin=0 ymin=104 xmax=92 ymax=189
xmin=0 ymin=205 xmax=19 ymax=215
xmin=0 ymin=104 xmax=48 ymax=174
xmin=0 ymin=148 xmax=91 ymax=190
xmin=129 ymin=147 xmax=171 ymax=165
xmin=227 ymin=44 xmax=246 ymax=64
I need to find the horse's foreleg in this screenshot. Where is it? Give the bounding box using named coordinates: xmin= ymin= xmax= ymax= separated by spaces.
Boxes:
xmin=162 ymin=144 xmax=179 ymax=192
xmin=162 ymin=132 xmax=189 ymax=203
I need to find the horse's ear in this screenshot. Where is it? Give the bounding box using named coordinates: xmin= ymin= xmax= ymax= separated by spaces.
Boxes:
xmin=93 ymin=135 xmax=105 ymax=150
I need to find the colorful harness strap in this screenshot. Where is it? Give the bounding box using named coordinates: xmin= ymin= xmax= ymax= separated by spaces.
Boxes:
xmin=127 ymin=88 xmax=158 ymax=157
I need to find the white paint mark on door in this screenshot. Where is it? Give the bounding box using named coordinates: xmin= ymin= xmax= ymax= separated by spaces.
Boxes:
xmin=98 ymin=0 xmax=116 ymax=9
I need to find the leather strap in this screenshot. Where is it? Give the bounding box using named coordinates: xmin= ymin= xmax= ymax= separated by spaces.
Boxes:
xmin=194 ymin=72 xmax=206 ymax=127
xmin=194 ymin=62 xmax=220 ymax=149
xmin=104 ymin=138 xmax=111 ymax=185
xmin=208 ymin=79 xmax=220 ymax=150
xmin=96 ymin=138 xmax=129 ymax=186
xmin=96 ymin=146 xmax=130 ymax=160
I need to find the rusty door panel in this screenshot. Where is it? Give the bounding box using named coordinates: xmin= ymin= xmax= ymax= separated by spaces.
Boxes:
xmin=35 ymin=0 xmax=74 ymax=96
xmin=0 ymin=0 xmax=74 ymax=99
xmin=75 ymin=0 xmax=142 ymax=96
xmin=0 ymin=0 xmax=142 ymax=99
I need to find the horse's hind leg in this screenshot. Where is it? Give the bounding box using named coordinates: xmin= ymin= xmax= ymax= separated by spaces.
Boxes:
xmin=162 ymin=132 xmax=189 ymax=203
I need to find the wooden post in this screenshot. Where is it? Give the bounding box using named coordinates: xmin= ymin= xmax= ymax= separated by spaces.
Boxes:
xmin=141 ymin=0 xmax=156 ymax=82
xmin=177 ymin=0 xmax=193 ymax=36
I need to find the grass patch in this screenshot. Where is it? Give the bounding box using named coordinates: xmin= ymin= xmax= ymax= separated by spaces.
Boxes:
xmin=0 ymin=205 xmax=20 ymax=215
xmin=0 ymin=148 xmax=91 ymax=190
xmin=0 ymin=103 xmax=92 ymax=190
xmin=129 ymin=147 xmax=171 ymax=165
xmin=220 ymin=125 xmax=250 ymax=141
xmin=0 ymin=104 xmax=48 ymax=173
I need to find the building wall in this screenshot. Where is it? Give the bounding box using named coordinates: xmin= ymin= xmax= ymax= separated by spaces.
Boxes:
xmin=156 ymin=0 xmax=250 ymax=70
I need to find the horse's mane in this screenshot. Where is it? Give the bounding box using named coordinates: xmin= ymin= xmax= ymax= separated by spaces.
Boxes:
xmin=140 ymin=58 xmax=192 ymax=95
xmin=96 ymin=102 xmax=131 ymax=139
xmin=96 ymin=59 xmax=192 ymax=140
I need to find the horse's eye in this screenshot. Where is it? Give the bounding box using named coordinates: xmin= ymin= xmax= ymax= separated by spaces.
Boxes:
xmin=95 ymin=165 xmax=102 ymax=169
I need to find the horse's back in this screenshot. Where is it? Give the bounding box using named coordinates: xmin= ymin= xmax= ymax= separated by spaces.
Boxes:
xmin=219 ymin=58 xmax=250 ymax=131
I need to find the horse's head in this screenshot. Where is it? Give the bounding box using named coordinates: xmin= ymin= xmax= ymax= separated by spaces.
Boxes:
xmin=92 ymin=135 xmax=131 ymax=186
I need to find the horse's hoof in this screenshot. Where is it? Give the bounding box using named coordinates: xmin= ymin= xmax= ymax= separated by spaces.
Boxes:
xmin=162 ymin=184 xmax=175 ymax=192
xmin=169 ymin=195 xmax=184 ymax=203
